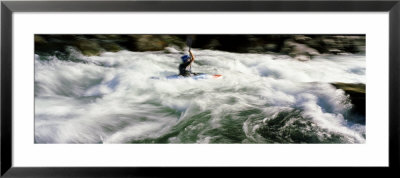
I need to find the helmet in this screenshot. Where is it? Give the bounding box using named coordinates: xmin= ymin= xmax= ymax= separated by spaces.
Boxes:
xmin=181 ymin=55 xmax=191 ymax=63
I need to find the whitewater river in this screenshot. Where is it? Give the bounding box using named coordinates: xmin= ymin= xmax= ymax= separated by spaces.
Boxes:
xmin=34 ymin=49 xmax=366 ymax=144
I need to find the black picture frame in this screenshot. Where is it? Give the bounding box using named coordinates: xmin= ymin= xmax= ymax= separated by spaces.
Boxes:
xmin=1 ymin=0 xmax=399 ymax=177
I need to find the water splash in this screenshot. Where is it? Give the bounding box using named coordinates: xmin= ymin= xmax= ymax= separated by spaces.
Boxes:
xmin=34 ymin=49 xmax=365 ymax=143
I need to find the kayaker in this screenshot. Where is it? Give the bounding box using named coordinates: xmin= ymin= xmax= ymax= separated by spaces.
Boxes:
xmin=179 ymin=49 xmax=197 ymax=76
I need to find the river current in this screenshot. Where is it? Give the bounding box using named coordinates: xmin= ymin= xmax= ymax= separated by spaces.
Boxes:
xmin=34 ymin=48 xmax=365 ymax=143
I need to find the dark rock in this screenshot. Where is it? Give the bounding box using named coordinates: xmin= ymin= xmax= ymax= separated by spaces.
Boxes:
xmin=293 ymin=35 xmax=312 ymax=42
xmin=35 ymin=35 xmax=47 ymax=44
xmin=74 ymin=39 xmax=103 ymax=56
xmin=294 ymin=55 xmax=311 ymax=61
xmin=331 ymin=83 xmax=366 ymax=123
xmin=124 ymin=35 xmax=186 ymax=52
xmin=302 ymin=35 xmax=365 ymax=55
xmin=163 ymin=46 xmax=181 ymax=54
xmin=264 ymin=43 xmax=278 ymax=51
xmin=34 ymin=34 xmax=365 ymax=57
xmin=328 ymin=49 xmax=342 ymax=54
xmin=204 ymin=39 xmax=221 ymax=49
xmin=281 ymin=40 xmax=320 ymax=60
xmin=136 ymin=35 xmax=166 ymax=51
xmin=100 ymin=42 xmax=123 ymax=52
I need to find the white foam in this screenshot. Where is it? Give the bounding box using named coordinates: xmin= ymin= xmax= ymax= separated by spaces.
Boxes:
xmin=35 ymin=49 xmax=365 ymax=143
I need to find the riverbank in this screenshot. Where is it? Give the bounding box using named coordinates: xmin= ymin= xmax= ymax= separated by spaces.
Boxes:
xmin=35 ymin=34 xmax=365 ymax=61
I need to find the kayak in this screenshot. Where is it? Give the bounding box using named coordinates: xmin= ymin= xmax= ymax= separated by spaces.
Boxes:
xmin=151 ymin=73 xmax=222 ymax=80
xmin=167 ymin=73 xmax=222 ymax=80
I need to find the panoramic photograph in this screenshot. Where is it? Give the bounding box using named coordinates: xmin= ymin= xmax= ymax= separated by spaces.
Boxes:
xmin=34 ymin=34 xmax=366 ymax=144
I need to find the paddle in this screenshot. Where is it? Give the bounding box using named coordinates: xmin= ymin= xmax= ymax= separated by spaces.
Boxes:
xmin=186 ymin=36 xmax=193 ymax=72
xmin=186 ymin=35 xmax=193 ymax=51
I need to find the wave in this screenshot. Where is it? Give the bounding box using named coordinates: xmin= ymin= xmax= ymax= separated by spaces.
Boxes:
xmin=34 ymin=49 xmax=366 ymax=143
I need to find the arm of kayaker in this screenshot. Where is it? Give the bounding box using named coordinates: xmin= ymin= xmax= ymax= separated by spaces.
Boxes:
xmin=189 ymin=49 xmax=195 ymax=63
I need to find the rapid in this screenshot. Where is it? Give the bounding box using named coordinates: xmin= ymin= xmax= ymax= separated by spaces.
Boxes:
xmin=34 ymin=48 xmax=366 ymax=143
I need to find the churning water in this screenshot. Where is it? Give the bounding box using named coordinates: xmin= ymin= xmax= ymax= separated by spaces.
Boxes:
xmin=34 ymin=49 xmax=366 ymax=143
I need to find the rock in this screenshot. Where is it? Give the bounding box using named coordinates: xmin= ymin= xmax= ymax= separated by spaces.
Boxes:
xmin=164 ymin=46 xmax=181 ymax=54
xmin=264 ymin=43 xmax=278 ymax=51
xmin=34 ymin=34 xmax=365 ymax=57
xmin=126 ymin=35 xmax=186 ymax=52
xmin=100 ymin=43 xmax=123 ymax=52
xmin=331 ymin=83 xmax=365 ymax=123
xmin=293 ymin=35 xmax=312 ymax=42
xmin=75 ymin=39 xmax=103 ymax=56
xmin=294 ymin=55 xmax=311 ymax=61
xmin=330 ymin=35 xmax=366 ymax=53
xmin=248 ymin=46 xmax=265 ymax=53
xmin=204 ymin=39 xmax=221 ymax=49
xmin=160 ymin=35 xmax=186 ymax=50
xmin=301 ymin=35 xmax=365 ymax=55
xmin=322 ymin=38 xmax=336 ymax=46
xmin=333 ymin=35 xmax=364 ymax=40
xmin=328 ymin=49 xmax=342 ymax=54
xmin=136 ymin=35 xmax=166 ymax=51
xmin=93 ymin=35 xmax=122 ymax=40
xmin=281 ymin=40 xmax=320 ymax=60
xmin=35 ymin=35 xmax=47 ymax=44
